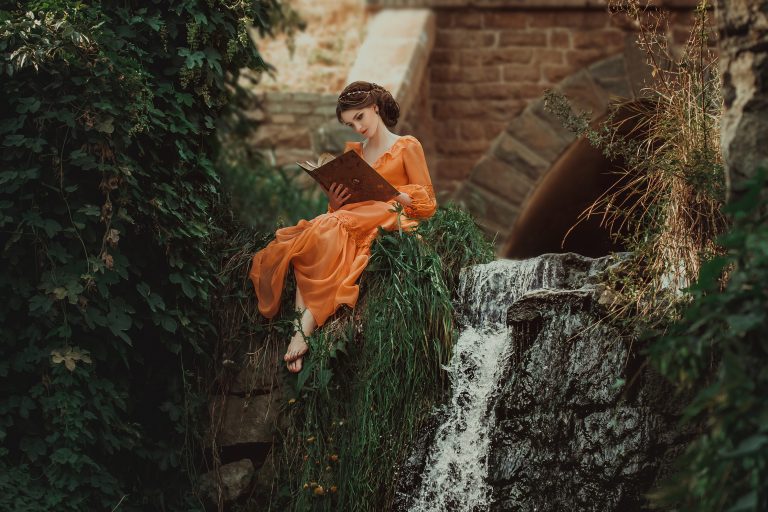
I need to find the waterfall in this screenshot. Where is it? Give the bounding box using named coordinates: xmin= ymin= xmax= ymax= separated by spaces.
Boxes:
xmin=408 ymin=256 xmax=574 ymax=512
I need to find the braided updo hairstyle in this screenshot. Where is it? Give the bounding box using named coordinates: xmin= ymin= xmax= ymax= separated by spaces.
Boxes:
xmin=336 ymin=81 xmax=400 ymax=128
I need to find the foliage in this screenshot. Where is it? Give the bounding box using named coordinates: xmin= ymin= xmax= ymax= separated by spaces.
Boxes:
xmin=646 ymin=170 xmax=768 ymax=512
xmin=212 ymin=206 xmax=493 ymax=511
xmin=0 ymin=1 xmax=298 ymax=509
xmin=544 ymin=0 xmax=726 ymax=329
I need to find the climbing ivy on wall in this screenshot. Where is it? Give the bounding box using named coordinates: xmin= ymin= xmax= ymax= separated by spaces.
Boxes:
xmin=0 ymin=1 xmax=296 ymax=509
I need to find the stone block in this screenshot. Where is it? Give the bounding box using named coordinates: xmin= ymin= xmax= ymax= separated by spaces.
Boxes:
xmin=527 ymin=99 xmax=579 ymax=143
xmin=200 ymin=459 xmax=255 ymax=503
xmin=565 ymin=48 xmax=609 ymax=69
xmin=541 ymin=64 xmax=573 ymax=84
xmin=455 ymin=180 xmax=521 ymax=231
xmin=492 ymin=132 xmax=551 ymax=182
xmin=555 ymin=69 xmax=610 ymax=119
xmin=436 ymin=137 xmax=489 ymax=155
xmin=216 ymin=394 xmax=281 ymax=446
xmin=470 ymin=155 xmax=536 ymax=206
xmin=436 ymin=30 xmax=496 ymax=49
xmin=505 ymin=109 xmax=576 ymax=162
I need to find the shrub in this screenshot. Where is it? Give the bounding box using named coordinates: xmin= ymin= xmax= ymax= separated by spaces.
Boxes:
xmin=0 ymin=1 xmax=295 ymax=509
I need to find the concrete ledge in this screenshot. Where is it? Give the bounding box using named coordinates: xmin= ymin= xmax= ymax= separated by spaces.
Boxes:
xmin=346 ymin=9 xmax=436 ymax=124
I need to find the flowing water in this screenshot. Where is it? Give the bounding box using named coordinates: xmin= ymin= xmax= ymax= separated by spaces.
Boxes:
xmin=408 ymin=256 xmax=574 ymax=511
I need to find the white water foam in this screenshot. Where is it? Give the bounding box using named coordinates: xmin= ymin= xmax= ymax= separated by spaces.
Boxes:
xmin=410 ymin=257 xmax=566 ymax=512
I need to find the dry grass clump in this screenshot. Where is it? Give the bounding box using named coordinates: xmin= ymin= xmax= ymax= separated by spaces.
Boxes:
xmin=547 ymin=0 xmax=726 ymax=328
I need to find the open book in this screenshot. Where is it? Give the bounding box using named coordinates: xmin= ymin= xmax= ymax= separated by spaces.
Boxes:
xmin=298 ymin=150 xmax=399 ymax=206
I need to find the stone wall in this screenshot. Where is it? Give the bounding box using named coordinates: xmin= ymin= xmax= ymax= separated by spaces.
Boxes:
xmin=248 ymin=90 xmax=349 ymax=167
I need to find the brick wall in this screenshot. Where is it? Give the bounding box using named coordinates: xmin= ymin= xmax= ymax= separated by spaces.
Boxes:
xmin=430 ymin=8 xmax=628 ymax=193
xmin=250 ymin=91 xmax=342 ymax=166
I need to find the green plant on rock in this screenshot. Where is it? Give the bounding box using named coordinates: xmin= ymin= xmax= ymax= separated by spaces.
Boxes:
xmin=0 ymin=1 xmax=299 ymax=510
xmin=646 ymin=170 xmax=768 ymax=512
xmin=213 ymin=206 xmax=493 ymax=511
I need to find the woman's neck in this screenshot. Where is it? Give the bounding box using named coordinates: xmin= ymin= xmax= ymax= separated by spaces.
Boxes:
xmin=365 ymin=121 xmax=397 ymax=149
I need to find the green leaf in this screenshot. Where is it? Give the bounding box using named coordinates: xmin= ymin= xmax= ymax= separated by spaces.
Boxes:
xmin=94 ymin=116 xmax=114 ymax=134
xmin=726 ymin=491 xmax=757 ymax=512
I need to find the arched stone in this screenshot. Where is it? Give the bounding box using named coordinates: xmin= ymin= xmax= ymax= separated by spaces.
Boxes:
xmin=454 ymin=44 xmax=649 ymax=256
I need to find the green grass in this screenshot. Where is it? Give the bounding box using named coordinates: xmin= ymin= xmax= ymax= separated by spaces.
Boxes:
xmin=253 ymin=206 xmax=494 ymax=511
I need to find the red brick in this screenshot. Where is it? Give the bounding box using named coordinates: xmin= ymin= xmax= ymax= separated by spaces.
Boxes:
xmin=431 ymin=49 xmax=460 ymax=66
xmin=533 ymin=48 xmax=565 ymax=65
xmin=484 ymin=12 xmax=527 ymax=30
xmin=437 ymin=158 xmax=476 ymax=181
xmin=478 ymin=99 xmax=526 ymax=121
xmin=549 ymin=29 xmax=572 ymax=49
xmin=566 ymin=49 xmax=610 ymax=68
xmin=431 ymin=83 xmax=476 ymax=99
xmin=461 ymin=48 xmax=533 ymax=67
xmin=472 ymin=82 xmax=530 ymax=100
xmin=502 ymin=64 xmax=541 ymax=83
xmin=433 ymin=123 xmax=460 ymax=140
xmin=571 ymin=30 xmax=626 ymax=50
xmin=498 ymin=31 xmax=547 ymax=48
xmin=541 ymin=64 xmax=574 ymax=84
xmin=528 ymin=11 xmax=608 ymax=30
xmin=512 ymin=82 xmax=547 ymax=101
xmin=436 ymin=30 xmax=496 ymax=49
xmin=436 ymin=137 xmax=489 ymax=154
xmin=433 ymin=100 xmax=484 ymax=119
xmin=431 ymin=65 xmax=501 ymax=83
xmin=451 ymin=10 xmax=484 ymax=29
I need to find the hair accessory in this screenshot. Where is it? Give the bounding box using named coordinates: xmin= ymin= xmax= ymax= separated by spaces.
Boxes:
xmin=338 ymin=89 xmax=371 ymax=102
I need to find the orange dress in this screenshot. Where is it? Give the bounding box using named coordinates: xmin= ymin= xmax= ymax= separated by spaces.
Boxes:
xmin=249 ymin=135 xmax=437 ymax=327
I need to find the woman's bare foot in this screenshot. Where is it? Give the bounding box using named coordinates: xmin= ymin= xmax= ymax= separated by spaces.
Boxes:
xmin=284 ymin=335 xmax=309 ymax=373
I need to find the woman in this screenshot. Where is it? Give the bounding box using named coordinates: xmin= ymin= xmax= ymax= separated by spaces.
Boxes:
xmin=249 ymin=81 xmax=437 ymax=372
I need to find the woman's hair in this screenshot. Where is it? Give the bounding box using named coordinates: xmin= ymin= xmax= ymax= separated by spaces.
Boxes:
xmin=336 ymin=81 xmax=400 ymax=128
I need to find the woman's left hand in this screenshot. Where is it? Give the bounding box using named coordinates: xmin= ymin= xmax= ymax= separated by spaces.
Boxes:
xmin=395 ymin=192 xmax=413 ymax=207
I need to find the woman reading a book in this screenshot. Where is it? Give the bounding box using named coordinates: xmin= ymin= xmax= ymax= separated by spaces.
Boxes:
xmin=249 ymin=81 xmax=436 ymax=372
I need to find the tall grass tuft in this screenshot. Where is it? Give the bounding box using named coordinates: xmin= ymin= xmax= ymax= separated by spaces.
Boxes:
xmin=544 ymin=0 xmax=726 ymax=328
xmin=253 ymin=206 xmax=493 ymax=511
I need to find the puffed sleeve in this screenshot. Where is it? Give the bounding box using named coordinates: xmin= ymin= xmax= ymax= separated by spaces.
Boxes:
xmin=399 ymin=137 xmax=437 ymax=219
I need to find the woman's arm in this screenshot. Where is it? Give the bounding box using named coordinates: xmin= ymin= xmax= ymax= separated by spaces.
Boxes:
xmin=399 ymin=138 xmax=437 ymax=219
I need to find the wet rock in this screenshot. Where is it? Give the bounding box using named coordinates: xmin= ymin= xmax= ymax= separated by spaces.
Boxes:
xmin=398 ymin=252 xmax=685 ymax=512
xmin=215 ymin=394 xmax=282 ymax=446
xmin=487 ymin=255 xmax=683 ymax=511
xmin=200 ymin=458 xmax=255 ymax=504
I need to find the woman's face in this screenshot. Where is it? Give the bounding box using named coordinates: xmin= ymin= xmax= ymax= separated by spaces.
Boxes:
xmin=340 ymin=105 xmax=379 ymax=140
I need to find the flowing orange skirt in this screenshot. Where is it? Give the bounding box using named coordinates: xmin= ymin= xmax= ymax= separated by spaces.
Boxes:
xmin=249 ymin=200 xmax=417 ymax=327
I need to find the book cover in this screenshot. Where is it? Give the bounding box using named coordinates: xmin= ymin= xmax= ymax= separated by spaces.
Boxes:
xmin=298 ymin=150 xmax=399 ymax=206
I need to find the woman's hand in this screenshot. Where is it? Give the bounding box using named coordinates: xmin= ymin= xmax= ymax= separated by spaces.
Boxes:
xmin=326 ymin=183 xmax=352 ymax=210
xmin=395 ymin=192 xmax=413 ymax=207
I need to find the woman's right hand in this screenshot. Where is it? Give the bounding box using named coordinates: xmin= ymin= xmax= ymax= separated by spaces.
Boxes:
xmin=326 ymin=183 xmax=352 ymax=211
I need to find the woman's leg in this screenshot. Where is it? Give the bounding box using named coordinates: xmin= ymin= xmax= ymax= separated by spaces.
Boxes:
xmin=285 ymin=285 xmax=316 ymax=373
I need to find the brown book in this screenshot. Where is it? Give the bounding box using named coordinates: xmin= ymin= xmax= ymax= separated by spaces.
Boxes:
xmin=298 ymin=150 xmax=399 ymax=206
